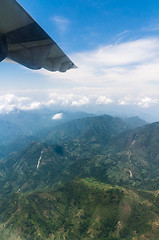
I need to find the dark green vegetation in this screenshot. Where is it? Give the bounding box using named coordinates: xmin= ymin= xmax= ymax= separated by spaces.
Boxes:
xmin=0 ymin=115 xmax=157 ymax=193
xmin=0 ymin=115 xmax=133 ymax=194
xmin=1 ymin=113 xmax=159 ymax=239
xmin=1 ymin=179 xmax=159 ymax=240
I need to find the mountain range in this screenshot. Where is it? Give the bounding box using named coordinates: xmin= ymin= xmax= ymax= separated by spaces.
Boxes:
xmin=0 ymin=109 xmax=95 ymax=159
xmin=1 ymin=111 xmax=159 ymax=239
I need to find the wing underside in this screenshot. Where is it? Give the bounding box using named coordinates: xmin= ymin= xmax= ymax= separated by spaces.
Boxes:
xmin=0 ymin=0 xmax=76 ymax=72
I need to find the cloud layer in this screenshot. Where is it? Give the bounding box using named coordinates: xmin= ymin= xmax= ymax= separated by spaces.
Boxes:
xmin=0 ymin=94 xmax=41 ymax=113
xmin=37 ymin=37 xmax=159 ymax=112
xmin=1 ymin=37 xmax=159 ymax=121
xmin=39 ymin=38 xmax=159 ymax=102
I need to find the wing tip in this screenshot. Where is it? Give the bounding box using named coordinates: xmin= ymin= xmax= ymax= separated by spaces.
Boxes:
xmin=68 ymin=63 xmax=77 ymax=71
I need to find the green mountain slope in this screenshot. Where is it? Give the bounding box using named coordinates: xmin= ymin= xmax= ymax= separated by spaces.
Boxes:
xmin=0 ymin=115 xmax=129 ymax=194
xmin=0 ymin=115 xmax=159 ymax=239
xmin=39 ymin=114 xmax=128 ymax=144
xmin=106 ymin=122 xmax=159 ymax=189
xmin=1 ymin=178 xmax=159 ymax=240
xmin=0 ymin=114 xmax=146 ymax=160
xmin=0 ymin=142 xmax=66 ymax=194
xmin=0 ymin=117 xmax=158 ymax=195
xmin=122 ymin=116 xmax=148 ymax=129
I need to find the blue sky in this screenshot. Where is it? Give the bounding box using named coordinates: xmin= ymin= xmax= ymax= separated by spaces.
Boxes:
xmin=1 ymin=0 xmax=159 ymax=121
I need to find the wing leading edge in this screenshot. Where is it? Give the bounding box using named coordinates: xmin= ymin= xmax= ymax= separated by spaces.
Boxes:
xmin=0 ymin=0 xmax=77 ymax=72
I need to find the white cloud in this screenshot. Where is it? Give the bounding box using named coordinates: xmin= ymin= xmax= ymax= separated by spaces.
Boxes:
xmin=117 ymin=96 xmax=133 ymax=106
xmin=0 ymin=94 xmax=42 ymax=113
xmin=71 ymin=96 xmax=89 ymax=106
xmin=40 ymin=37 xmax=159 ymax=91
xmin=52 ymin=15 xmax=70 ymax=34
xmin=96 ymin=96 xmax=113 ymax=105
xmin=0 ymin=94 xmax=28 ymax=104
xmin=20 ymin=101 xmax=41 ymax=110
xmin=39 ymin=37 xmax=159 ymax=110
xmin=117 ymin=96 xmax=158 ymax=108
xmin=52 ymin=113 xmax=63 ymax=120
xmin=117 ymin=30 xmax=129 ymax=37
xmin=48 ymin=92 xmax=90 ymax=107
xmin=0 ymin=91 xmax=158 ymax=123
xmin=0 ymin=94 xmax=29 ymax=113
xmin=118 ymin=100 xmax=127 ymax=105
xmin=2 ymin=37 xmax=159 ymax=117
xmin=137 ymin=97 xmax=158 ymax=108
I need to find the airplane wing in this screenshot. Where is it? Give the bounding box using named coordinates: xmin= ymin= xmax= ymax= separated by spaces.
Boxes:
xmin=0 ymin=0 xmax=77 ymax=72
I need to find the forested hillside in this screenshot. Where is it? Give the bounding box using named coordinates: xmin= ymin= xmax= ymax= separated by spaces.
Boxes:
xmin=1 ymin=179 xmax=159 ymax=240
xmin=0 ymin=114 xmax=159 ymax=239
